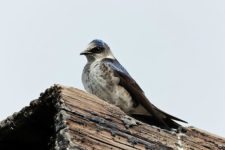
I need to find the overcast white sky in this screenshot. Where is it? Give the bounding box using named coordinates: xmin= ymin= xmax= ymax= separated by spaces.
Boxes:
xmin=0 ymin=0 xmax=224 ymax=137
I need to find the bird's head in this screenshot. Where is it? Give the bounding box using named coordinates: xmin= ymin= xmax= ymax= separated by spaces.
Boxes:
xmin=80 ymin=39 xmax=114 ymax=62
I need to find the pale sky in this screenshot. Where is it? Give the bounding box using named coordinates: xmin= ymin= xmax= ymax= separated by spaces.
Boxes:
xmin=0 ymin=0 xmax=224 ymax=137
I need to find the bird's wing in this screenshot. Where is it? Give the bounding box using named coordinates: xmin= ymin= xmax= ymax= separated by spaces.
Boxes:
xmin=102 ymin=58 xmax=187 ymax=126
xmin=102 ymin=58 xmax=167 ymax=127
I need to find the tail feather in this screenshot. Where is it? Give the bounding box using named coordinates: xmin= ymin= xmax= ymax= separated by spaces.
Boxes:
xmin=131 ymin=113 xmax=186 ymax=131
xmin=154 ymin=106 xmax=188 ymax=123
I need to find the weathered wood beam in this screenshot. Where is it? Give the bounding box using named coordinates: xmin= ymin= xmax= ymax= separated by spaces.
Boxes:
xmin=54 ymin=85 xmax=225 ymax=150
xmin=0 ymin=85 xmax=225 ymax=150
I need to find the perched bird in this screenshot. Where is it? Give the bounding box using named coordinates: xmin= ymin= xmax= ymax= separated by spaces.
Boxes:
xmin=80 ymin=39 xmax=187 ymax=130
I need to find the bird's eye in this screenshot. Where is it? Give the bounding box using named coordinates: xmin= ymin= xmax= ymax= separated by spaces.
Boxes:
xmin=90 ymin=47 xmax=104 ymax=53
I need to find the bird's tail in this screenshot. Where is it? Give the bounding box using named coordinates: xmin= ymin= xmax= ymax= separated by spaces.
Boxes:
xmin=153 ymin=106 xmax=187 ymax=123
xmin=131 ymin=113 xmax=187 ymax=132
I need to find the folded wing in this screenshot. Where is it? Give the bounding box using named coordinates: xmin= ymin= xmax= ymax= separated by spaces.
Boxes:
xmin=102 ymin=58 xmax=187 ymax=130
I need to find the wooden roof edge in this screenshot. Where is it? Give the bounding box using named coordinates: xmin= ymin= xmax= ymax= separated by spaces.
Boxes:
xmin=0 ymin=84 xmax=74 ymax=149
xmin=0 ymin=84 xmax=225 ymax=150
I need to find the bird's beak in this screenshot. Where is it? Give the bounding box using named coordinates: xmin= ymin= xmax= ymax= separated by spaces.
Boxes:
xmin=80 ymin=50 xmax=91 ymax=55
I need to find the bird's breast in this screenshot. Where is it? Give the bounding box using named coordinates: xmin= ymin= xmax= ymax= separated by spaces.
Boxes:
xmin=82 ymin=61 xmax=135 ymax=113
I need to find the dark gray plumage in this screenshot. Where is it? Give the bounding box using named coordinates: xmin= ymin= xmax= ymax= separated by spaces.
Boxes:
xmin=80 ymin=39 xmax=187 ymax=130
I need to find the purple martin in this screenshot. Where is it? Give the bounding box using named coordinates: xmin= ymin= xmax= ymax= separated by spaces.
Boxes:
xmin=80 ymin=39 xmax=187 ymax=130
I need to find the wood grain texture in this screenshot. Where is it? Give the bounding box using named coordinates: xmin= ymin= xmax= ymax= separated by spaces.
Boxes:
xmin=1 ymin=85 xmax=224 ymax=150
xmin=58 ymin=86 xmax=225 ymax=150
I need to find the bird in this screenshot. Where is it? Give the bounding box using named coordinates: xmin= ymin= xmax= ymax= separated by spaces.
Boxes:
xmin=80 ymin=39 xmax=187 ymax=130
